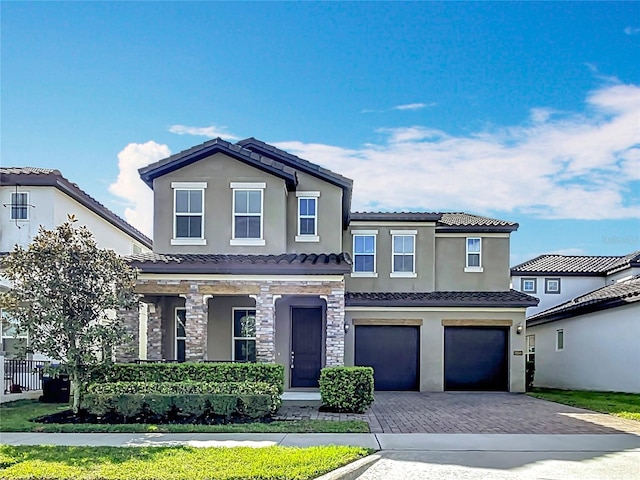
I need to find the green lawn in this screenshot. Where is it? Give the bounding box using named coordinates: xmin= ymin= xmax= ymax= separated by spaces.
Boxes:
xmin=0 ymin=400 xmax=370 ymax=433
xmin=528 ymin=389 xmax=640 ymax=421
xmin=0 ymin=445 xmax=371 ymax=480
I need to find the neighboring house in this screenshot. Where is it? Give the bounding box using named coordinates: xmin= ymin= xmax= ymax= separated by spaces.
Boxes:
xmin=511 ymin=252 xmax=640 ymax=393
xmin=0 ymin=167 xmax=153 ymax=358
xmin=118 ymin=137 xmax=538 ymax=392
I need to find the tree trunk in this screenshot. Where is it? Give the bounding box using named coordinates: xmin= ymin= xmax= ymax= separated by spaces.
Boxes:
xmin=70 ymin=370 xmax=82 ymax=414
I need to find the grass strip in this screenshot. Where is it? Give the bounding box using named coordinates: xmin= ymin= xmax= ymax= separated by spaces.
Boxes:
xmin=0 ymin=445 xmax=371 ymax=480
xmin=528 ymin=389 xmax=640 ymax=421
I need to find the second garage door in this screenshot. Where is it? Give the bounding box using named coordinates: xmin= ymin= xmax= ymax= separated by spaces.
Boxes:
xmin=444 ymin=326 xmax=509 ymax=391
xmin=355 ymin=325 xmax=419 ymax=391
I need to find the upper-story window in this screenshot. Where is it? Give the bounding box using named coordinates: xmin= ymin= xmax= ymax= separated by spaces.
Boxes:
xmin=545 ymin=278 xmax=561 ymax=294
xmin=295 ymin=191 xmax=320 ymax=242
xmin=464 ymin=237 xmax=483 ymax=272
xmin=230 ymin=182 xmax=265 ymax=246
xmin=10 ymin=192 xmax=29 ymax=221
xmin=171 ymin=182 xmax=206 ymax=245
xmin=391 ymin=230 xmax=417 ymax=278
xmin=352 ymin=230 xmax=377 ymax=277
xmin=521 ymin=278 xmax=537 ymax=293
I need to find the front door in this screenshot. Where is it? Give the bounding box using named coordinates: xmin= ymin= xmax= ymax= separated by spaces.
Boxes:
xmin=291 ymin=307 xmax=323 ymax=387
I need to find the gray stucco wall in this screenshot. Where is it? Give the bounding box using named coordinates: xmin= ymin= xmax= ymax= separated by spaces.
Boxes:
xmin=435 ymin=236 xmax=511 ymax=291
xmin=344 ymin=308 xmax=527 ymax=392
xmin=207 ymin=295 xmax=256 ymax=361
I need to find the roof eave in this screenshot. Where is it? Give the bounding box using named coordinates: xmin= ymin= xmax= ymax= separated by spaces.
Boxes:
xmin=129 ymin=262 xmax=351 ymax=275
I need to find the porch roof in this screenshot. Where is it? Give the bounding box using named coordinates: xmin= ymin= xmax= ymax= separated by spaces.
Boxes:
xmin=345 ymin=290 xmax=539 ymax=308
xmin=127 ymin=252 xmax=352 ymax=275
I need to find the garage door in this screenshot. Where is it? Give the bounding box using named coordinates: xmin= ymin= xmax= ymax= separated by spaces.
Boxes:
xmin=444 ymin=327 xmax=508 ymax=391
xmin=355 ymin=325 xmax=419 ymax=391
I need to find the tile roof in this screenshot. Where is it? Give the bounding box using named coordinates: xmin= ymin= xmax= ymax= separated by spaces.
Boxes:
xmin=345 ymin=290 xmax=538 ymax=308
xmin=127 ymin=252 xmax=352 ymax=275
xmin=1 ymin=167 xmax=152 ymax=248
xmin=511 ymin=251 xmax=640 ymax=276
xmin=138 ymin=138 xmax=298 ymax=189
xmin=528 ymin=276 xmax=640 ymax=325
xmin=437 ymin=213 xmax=518 ymax=231
xmin=350 ymin=211 xmax=519 ymax=232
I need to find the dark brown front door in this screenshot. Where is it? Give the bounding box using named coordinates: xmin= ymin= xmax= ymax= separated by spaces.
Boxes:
xmin=291 ymin=307 xmax=323 ymax=388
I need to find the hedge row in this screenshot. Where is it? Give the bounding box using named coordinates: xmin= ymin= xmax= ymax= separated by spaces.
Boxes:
xmin=80 ymin=393 xmax=272 ymax=419
xmin=319 ymin=367 xmax=374 ymax=413
xmin=90 ymin=363 xmax=285 ymax=394
xmin=86 ymin=381 xmax=281 ymax=412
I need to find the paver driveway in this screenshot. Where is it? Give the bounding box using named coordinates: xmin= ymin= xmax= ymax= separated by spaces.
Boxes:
xmin=277 ymin=392 xmax=640 ymax=434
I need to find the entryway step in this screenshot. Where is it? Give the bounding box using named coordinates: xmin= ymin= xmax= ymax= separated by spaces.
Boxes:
xmin=281 ymin=391 xmax=322 ymax=407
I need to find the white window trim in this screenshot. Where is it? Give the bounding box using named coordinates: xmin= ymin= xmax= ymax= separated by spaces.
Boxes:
xmin=232 ymin=307 xmax=256 ymax=362
xmin=391 ymin=233 xmax=416 ymax=277
xmin=295 ymin=191 xmax=320 ymax=198
xmin=526 ymin=334 xmax=535 ymax=362
xmin=352 ymin=233 xmax=377 ymax=275
xmin=296 ymin=195 xmax=319 ymax=242
xmin=556 ymin=329 xmax=564 ymax=351
xmin=521 ymin=278 xmax=537 ymax=293
xmin=175 ymin=307 xmax=186 ymax=361
xmin=464 ymin=237 xmax=483 ymax=272
xmin=231 ymin=187 xmax=265 ymax=244
xmin=172 ymin=186 xmax=206 ymax=243
xmin=9 ymin=191 xmax=30 ymax=221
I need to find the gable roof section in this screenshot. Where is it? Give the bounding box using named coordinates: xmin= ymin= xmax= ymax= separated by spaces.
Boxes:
xmin=528 ymin=276 xmax=640 ymax=326
xmin=350 ymin=211 xmax=518 ymax=232
xmin=346 ymin=290 xmax=538 ymax=308
xmin=138 ymin=138 xmax=298 ymax=190
xmin=237 ymin=138 xmax=354 ymax=228
xmin=1 ymin=167 xmax=152 ymax=249
xmin=511 ymin=251 xmax=640 ymax=276
xmin=127 ymin=252 xmax=351 ymax=275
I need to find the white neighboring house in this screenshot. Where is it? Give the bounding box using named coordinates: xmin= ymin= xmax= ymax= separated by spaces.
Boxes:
xmin=0 ymin=167 xmax=153 ymax=360
xmin=511 ymin=252 xmax=640 ymax=393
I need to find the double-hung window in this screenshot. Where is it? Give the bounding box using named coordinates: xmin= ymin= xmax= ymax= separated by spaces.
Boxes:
xmin=391 ymin=230 xmax=417 ymax=277
xmin=295 ymin=191 xmax=320 ymax=242
xmin=175 ymin=308 xmax=187 ymax=362
xmin=231 ymin=183 xmax=265 ymax=246
xmin=233 ymin=308 xmax=256 ymax=362
xmin=172 ymin=182 xmax=206 ymax=245
xmin=465 ymin=237 xmax=483 ymax=272
xmin=10 ymin=192 xmax=29 ymax=221
xmin=352 ymin=231 xmax=377 ymax=276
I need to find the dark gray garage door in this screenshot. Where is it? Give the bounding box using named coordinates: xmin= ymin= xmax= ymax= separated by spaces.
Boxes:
xmin=355 ymin=325 xmax=419 ymax=391
xmin=444 ymin=326 xmax=509 ymax=391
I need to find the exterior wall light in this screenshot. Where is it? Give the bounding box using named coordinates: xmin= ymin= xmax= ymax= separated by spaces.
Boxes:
xmin=516 ymin=323 xmax=523 ymax=335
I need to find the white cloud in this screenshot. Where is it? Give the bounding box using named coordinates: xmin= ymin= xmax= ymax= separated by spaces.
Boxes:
xmin=392 ymin=102 xmax=435 ymax=111
xmin=275 ymin=82 xmax=640 ymax=221
xmin=169 ymin=124 xmax=238 ymax=140
xmin=624 ymin=26 xmax=640 ymax=35
xmin=108 ymin=141 xmax=171 ymax=238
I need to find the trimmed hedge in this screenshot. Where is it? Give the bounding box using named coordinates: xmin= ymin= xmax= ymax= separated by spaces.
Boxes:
xmin=319 ymin=366 xmax=374 ymax=413
xmin=86 ymin=381 xmax=281 ymax=412
xmin=90 ymin=363 xmax=285 ymax=394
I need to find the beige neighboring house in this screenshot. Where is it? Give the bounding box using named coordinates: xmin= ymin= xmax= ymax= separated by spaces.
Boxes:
xmin=511 ymin=252 xmax=640 ymax=393
xmin=117 ymin=137 xmax=538 ymax=393
xmin=0 ymin=167 xmax=153 ymax=359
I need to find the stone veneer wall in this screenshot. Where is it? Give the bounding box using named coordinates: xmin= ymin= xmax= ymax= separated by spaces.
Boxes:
xmin=134 ymin=278 xmax=345 ymax=365
xmin=146 ymin=300 xmax=163 ymax=360
xmin=115 ymin=305 xmax=140 ymax=362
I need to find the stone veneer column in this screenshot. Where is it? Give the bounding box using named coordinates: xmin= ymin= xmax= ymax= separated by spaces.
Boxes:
xmin=253 ymin=285 xmax=276 ymax=363
xmin=115 ymin=304 xmax=140 ymax=363
xmin=183 ymin=285 xmax=208 ymax=361
xmin=324 ymin=281 xmax=346 ymax=366
xmin=146 ymin=300 xmax=163 ymax=360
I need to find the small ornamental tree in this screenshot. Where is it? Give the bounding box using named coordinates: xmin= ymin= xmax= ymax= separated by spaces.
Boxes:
xmin=0 ymin=216 xmax=138 ymax=412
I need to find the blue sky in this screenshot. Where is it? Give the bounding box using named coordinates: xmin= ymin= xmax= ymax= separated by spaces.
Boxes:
xmin=2 ymin=2 xmax=639 ymax=264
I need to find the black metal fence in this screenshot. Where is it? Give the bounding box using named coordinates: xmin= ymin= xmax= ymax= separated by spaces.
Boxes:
xmin=3 ymin=359 xmax=51 ymax=393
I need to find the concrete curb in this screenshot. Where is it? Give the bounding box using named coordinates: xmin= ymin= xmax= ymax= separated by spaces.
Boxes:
xmin=315 ymin=454 xmax=381 ymax=480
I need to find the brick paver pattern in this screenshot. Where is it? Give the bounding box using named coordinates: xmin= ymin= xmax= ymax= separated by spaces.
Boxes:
xmin=275 ymin=392 xmax=640 ymax=434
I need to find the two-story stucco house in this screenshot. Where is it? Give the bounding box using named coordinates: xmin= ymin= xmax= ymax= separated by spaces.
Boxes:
xmin=511 ymin=252 xmax=640 ymax=393
xmin=119 ymin=138 xmax=537 ymax=392
xmin=1 ymin=167 xmax=153 ymax=358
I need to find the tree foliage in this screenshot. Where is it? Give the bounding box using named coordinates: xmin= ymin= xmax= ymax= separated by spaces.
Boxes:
xmin=0 ymin=216 xmax=138 ymax=412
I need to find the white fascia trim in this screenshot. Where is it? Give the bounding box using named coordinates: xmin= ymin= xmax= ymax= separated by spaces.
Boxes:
xmin=345 ymin=306 xmax=528 ymax=313
xmin=390 ymin=229 xmax=418 ymax=235
xmin=171 ymin=238 xmax=207 ymax=245
xmin=296 ymin=191 xmax=320 ymax=197
xmin=138 ymin=273 xmax=345 ymax=282
xmin=390 ymin=272 xmax=418 ymax=278
xmin=230 ymin=182 xmax=266 ymax=189
xmin=351 ymin=230 xmax=379 ymax=235
xmin=350 ymin=272 xmax=378 ymax=278
xmin=230 ymin=239 xmax=266 ymax=246
xmin=437 ymin=232 xmax=509 ymax=238
xmin=171 ymin=182 xmax=207 ymax=189
xmin=464 ymin=266 xmax=484 ymax=273
xmin=295 ymin=235 xmax=320 ymax=242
